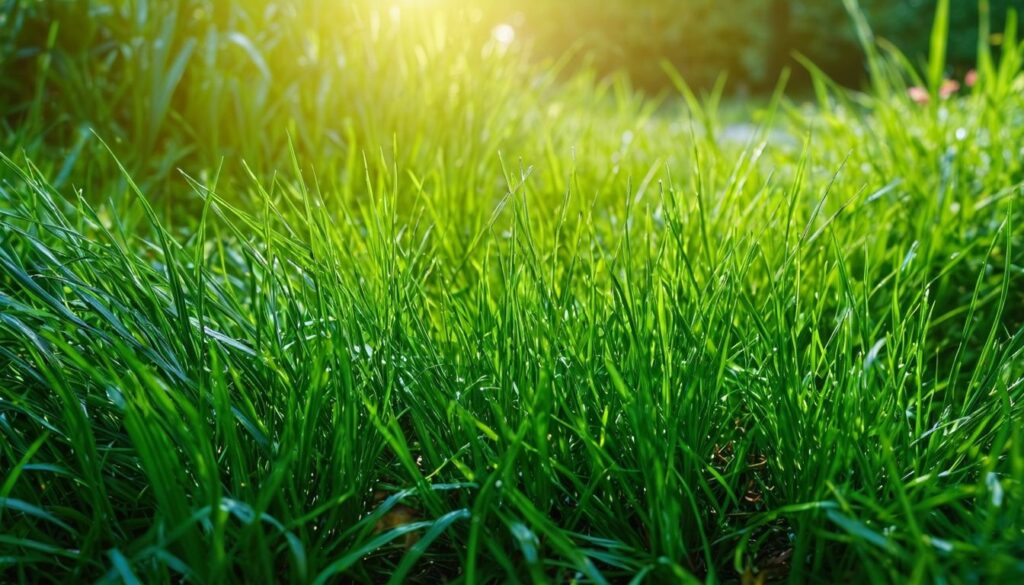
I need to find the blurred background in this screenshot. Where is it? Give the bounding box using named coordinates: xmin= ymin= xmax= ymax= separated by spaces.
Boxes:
xmin=4 ymin=1 xmax=1019 ymax=96
xmin=1 ymin=0 xmax=1020 ymax=187
xmin=486 ymin=0 xmax=1019 ymax=92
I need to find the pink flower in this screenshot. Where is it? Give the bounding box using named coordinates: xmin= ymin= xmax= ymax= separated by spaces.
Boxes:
xmin=965 ymin=69 xmax=978 ymax=87
xmin=908 ymin=86 xmax=930 ymax=104
xmin=939 ymin=79 xmax=961 ymax=99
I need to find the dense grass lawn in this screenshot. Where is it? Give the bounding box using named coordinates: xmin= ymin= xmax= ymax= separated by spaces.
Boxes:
xmin=1 ymin=1 xmax=1023 ymax=582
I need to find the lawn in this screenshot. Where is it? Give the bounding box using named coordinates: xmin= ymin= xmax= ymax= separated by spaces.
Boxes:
xmin=1 ymin=1 xmax=1022 ymax=583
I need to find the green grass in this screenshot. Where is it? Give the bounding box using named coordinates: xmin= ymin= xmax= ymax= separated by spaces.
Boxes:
xmin=1 ymin=1 xmax=1023 ymax=582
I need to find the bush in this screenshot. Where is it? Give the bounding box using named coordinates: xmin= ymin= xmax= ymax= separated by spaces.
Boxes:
xmin=490 ymin=0 xmax=1021 ymax=91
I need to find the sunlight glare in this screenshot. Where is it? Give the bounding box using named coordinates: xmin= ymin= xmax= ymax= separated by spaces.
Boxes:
xmin=492 ymin=23 xmax=515 ymax=47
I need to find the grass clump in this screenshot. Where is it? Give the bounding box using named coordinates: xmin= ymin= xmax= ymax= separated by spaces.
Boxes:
xmin=1 ymin=1 xmax=1023 ymax=582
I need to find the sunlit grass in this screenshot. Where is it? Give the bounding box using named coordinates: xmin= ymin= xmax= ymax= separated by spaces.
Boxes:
xmin=1 ymin=0 xmax=1023 ymax=582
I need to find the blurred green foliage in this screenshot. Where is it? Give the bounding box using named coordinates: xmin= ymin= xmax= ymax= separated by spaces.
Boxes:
xmin=0 ymin=0 xmax=1019 ymax=112
xmin=0 ymin=0 xmax=532 ymax=184
xmin=494 ymin=0 xmax=1020 ymax=91
xmin=0 ymin=0 xmax=1019 ymax=177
